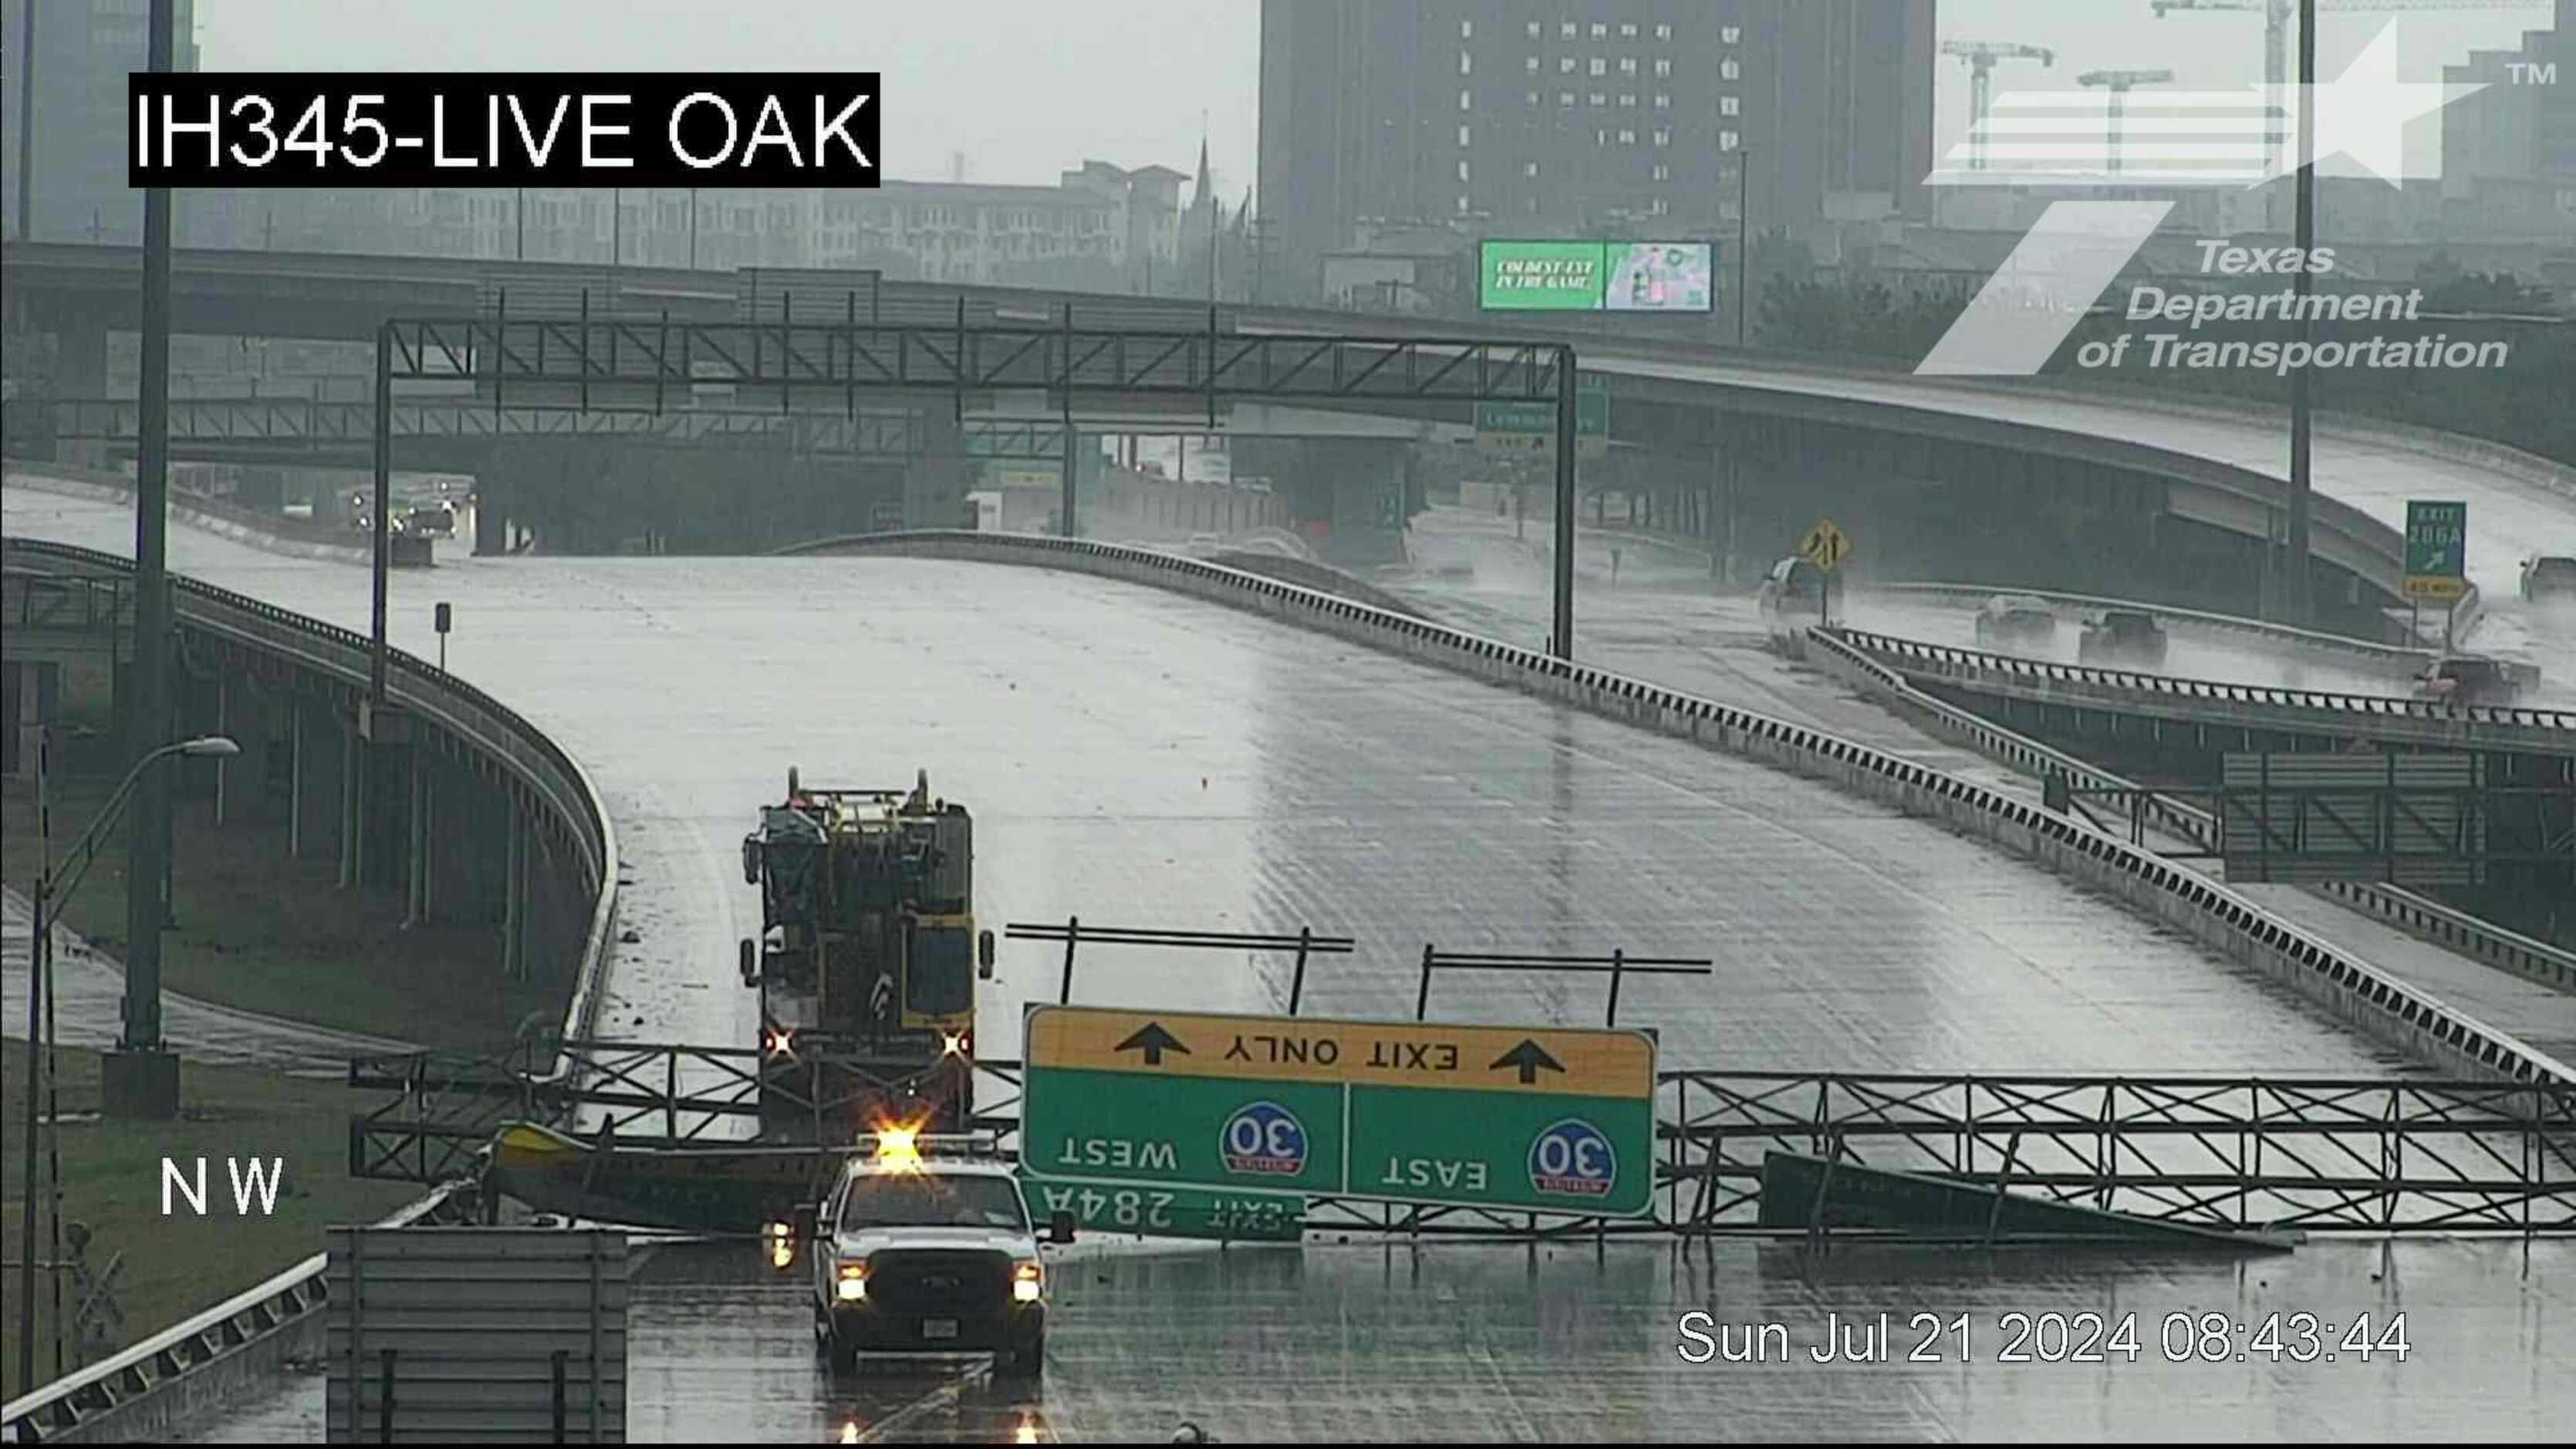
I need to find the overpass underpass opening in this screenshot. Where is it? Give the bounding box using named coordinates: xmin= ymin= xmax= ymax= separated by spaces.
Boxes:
xmin=367 ymin=313 xmax=1590 ymax=668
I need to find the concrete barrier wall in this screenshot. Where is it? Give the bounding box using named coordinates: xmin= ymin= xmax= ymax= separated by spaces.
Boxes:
xmin=795 ymin=530 xmax=2572 ymax=1089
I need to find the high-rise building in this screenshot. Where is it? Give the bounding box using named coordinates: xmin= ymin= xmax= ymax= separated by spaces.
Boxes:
xmin=2439 ymin=0 xmax=2572 ymax=242
xmin=3 ymin=0 xmax=200 ymax=244
xmin=177 ymin=172 xmax=1190 ymax=292
xmin=1256 ymin=0 xmax=1936 ymax=305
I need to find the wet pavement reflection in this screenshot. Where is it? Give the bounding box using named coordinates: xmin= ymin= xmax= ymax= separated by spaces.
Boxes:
xmin=202 ymin=1234 xmax=2568 ymax=1442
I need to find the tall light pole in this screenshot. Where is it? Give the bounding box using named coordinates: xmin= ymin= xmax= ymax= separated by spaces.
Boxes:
xmin=1735 ymin=150 xmax=1751 ymax=347
xmin=13 ymin=0 xmax=34 ymax=240
xmin=17 ymin=735 xmax=239 ymax=1394
xmin=2284 ymin=0 xmax=2317 ymax=625
xmin=108 ymin=0 xmax=181 ymax=1123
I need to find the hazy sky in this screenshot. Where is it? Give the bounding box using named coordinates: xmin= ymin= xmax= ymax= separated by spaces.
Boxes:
xmin=194 ymin=1 xmax=2557 ymax=194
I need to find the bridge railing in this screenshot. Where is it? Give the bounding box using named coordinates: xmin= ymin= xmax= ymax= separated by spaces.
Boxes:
xmin=1801 ymin=626 xmax=2576 ymax=995
xmin=1648 ymin=1070 xmax=2576 ymax=1238
xmin=2 ymin=542 xmax=619 ymax=1059
xmin=341 ymin=1049 xmax=2576 ymax=1240
xmin=1832 ymin=626 xmax=2575 ymax=740
xmin=1860 ymin=581 xmax=2439 ymax=671
xmin=0 ymin=537 xmax=620 ymax=1439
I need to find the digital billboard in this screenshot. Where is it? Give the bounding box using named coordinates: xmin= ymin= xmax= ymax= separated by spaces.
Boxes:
xmin=1604 ymin=242 xmax=1713 ymax=312
xmin=1480 ymin=240 xmax=1713 ymax=313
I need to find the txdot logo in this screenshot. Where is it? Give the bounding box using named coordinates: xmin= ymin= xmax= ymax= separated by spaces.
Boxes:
xmin=1219 ymin=1101 xmax=1309 ymax=1178
xmin=1918 ymin=22 xmax=2493 ymax=378
xmin=1528 ymin=1119 xmax=1617 ymax=1199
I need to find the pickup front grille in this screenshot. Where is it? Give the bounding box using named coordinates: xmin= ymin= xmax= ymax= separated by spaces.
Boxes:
xmin=866 ymin=1248 xmax=1009 ymax=1314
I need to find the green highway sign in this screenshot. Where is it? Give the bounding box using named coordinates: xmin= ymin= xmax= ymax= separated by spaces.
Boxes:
xmin=1476 ymin=389 xmax=1609 ymax=457
xmin=1021 ymin=1005 xmax=1658 ymax=1218
xmin=2402 ymin=500 xmax=2467 ymax=602
xmin=1020 ymin=1175 xmax=1303 ymax=1243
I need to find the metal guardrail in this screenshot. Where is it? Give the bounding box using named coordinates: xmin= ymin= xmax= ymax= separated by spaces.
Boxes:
xmin=1798 ymin=627 xmax=2576 ymax=998
xmin=0 ymin=538 xmax=619 ymax=1441
xmin=782 ymin=529 xmax=2574 ymax=1090
xmin=356 ymin=1058 xmax=2576 ymax=1241
xmin=1833 ymin=626 xmax=2575 ymax=752
xmin=0 ymin=537 xmax=620 ymax=1054
xmin=1863 ymin=581 xmax=2439 ymax=672
xmin=0 ymin=1184 xmax=474 ymax=1443
xmin=1645 ymin=1072 xmax=2575 ymax=1238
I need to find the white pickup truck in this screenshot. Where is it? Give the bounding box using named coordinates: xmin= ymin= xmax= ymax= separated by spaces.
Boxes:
xmin=799 ymin=1130 xmax=1065 ymax=1376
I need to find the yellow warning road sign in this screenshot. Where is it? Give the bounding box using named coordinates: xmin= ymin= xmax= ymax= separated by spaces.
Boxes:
xmin=2401 ymin=576 xmax=2467 ymax=602
xmin=1799 ymin=518 xmax=1852 ymax=573
xmin=1025 ymin=1005 xmax=1655 ymax=1100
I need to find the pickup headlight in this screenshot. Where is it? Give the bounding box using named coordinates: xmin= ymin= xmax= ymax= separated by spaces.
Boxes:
xmin=1011 ymin=1259 xmax=1044 ymax=1304
xmin=836 ymin=1262 xmax=869 ymax=1302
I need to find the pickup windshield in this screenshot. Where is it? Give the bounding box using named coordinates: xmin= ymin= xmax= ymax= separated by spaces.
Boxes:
xmin=839 ymin=1174 xmax=1027 ymax=1231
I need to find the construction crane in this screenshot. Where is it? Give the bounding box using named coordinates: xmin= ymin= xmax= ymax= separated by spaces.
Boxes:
xmin=2150 ymin=0 xmax=2553 ymax=177
xmin=2080 ymin=69 xmax=2179 ymax=174
xmin=1942 ymin=40 xmax=2059 ymax=171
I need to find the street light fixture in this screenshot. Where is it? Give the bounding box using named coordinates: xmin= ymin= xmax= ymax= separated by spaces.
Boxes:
xmin=15 ymin=733 xmax=237 ymax=1393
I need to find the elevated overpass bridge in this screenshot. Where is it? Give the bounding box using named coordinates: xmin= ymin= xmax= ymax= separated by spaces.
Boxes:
xmin=1 ymin=393 xmax=1469 ymax=471
xmin=11 ymin=242 xmax=2573 ymax=634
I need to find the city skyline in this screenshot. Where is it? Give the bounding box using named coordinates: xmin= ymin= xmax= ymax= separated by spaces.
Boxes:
xmin=175 ymin=0 xmax=2562 ymax=201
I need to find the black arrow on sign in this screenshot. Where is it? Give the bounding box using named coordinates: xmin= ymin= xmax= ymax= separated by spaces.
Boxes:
xmin=1115 ymin=1022 xmax=1191 ymax=1066
xmin=1489 ymin=1039 xmax=1565 ymax=1086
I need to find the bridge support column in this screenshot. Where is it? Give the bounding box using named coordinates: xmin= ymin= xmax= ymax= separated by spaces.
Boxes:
xmin=289 ymin=697 xmax=341 ymax=861
xmin=906 ymin=409 xmax=972 ymax=534
xmin=405 ymin=749 xmax=430 ymax=926
xmin=425 ymin=762 xmax=481 ymax=931
xmin=54 ymin=319 xmax=110 ymax=469
xmin=287 ymin=699 xmax=307 ymax=856
xmin=1715 ymin=441 xmax=1750 ymax=586
xmin=216 ymin=675 xmax=241 ymax=819
xmin=501 ymin=802 xmax=528 ymax=980
xmin=339 ymin=721 xmax=363 ymax=890
xmin=1296 ymin=438 xmax=1412 ymax=569
xmin=474 ymin=468 xmax=512 ymax=556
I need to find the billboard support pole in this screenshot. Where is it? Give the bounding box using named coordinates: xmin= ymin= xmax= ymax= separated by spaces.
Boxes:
xmin=1552 ymin=346 xmax=1576 ymax=661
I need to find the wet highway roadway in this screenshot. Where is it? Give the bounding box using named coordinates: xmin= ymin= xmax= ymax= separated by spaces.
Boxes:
xmin=13 ymin=481 xmax=2564 ymax=1441
xmin=8 ymin=483 xmax=2417 ymax=1081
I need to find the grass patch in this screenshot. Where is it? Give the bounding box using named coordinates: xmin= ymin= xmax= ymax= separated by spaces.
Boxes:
xmin=2 ymin=774 xmax=559 ymax=1052
xmin=0 ymin=1037 xmax=420 ymax=1400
